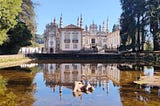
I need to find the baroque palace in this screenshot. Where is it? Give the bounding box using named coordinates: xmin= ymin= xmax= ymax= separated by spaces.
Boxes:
xmin=43 ymin=15 xmax=120 ymax=53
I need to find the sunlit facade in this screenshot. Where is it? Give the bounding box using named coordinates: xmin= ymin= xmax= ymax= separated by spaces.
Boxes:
xmin=43 ymin=15 xmax=121 ymax=53
xmin=106 ymin=30 xmax=120 ymax=49
xmin=44 ymin=18 xmax=60 ymax=53
xmin=60 ymin=25 xmax=83 ymax=52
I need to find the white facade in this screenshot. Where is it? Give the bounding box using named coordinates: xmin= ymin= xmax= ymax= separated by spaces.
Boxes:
xmin=82 ymin=21 xmax=120 ymax=52
xmin=43 ymin=16 xmax=121 ymax=53
xmin=82 ymin=22 xmax=108 ymax=50
xmin=44 ymin=19 xmax=83 ymax=53
xmin=19 ymin=47 xmax=39 ymax=54
xmin=46 ymin=36 xmax=56 ymax=53
xmin=44 ymin=20 xmax=59 ymax=53
xmin=60 ymin=24 xmax=82 ymax=52
xmin=106 ymin=30 xmax=120 ymax=49
xmin=82 ymin=35 xmax=107 ymax=50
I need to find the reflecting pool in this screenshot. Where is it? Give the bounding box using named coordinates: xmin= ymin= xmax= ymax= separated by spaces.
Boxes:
xmin=0 ymin=62 xmax=160 ymax=106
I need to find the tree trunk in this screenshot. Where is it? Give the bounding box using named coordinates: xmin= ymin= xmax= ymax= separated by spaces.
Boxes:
xmin=137 ymin=16 xmax=140 ymax=51
xmin=153 ymin=34 xmax=160 ymax=51
xmin=141 ymin=28 xmax=145 ymax=51
xmin=152 ymin=19 xmax=160 ymax=51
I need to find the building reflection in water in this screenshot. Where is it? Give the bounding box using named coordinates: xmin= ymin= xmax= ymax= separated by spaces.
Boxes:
xmin=42 ymin=63 xmax=120 ymax=98
xmin=19 ymin=63 xmax=160 ymax=105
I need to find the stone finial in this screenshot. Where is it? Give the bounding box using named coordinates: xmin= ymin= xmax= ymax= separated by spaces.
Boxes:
xmin=80 ymin=14 xmax=83 ymax=28
xmin=59 ymin=14 xmax=63 ymax=28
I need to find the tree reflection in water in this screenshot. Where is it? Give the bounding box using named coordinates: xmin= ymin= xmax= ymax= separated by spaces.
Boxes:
xmin=0 ymin=76 xmax=17 ymax=106
xmin=119 ymin=64 xmax=160 ymax=106
xmin=0 ymin=66 xmax=37 ymax=106
xmin=0 ymin=63 xmax=160 ymax=106
xmin=41 ymin=63 xmax=160 ymax=105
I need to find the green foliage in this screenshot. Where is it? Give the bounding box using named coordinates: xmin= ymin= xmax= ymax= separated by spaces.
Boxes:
xmin=19 ymin=0 xmax=37 ymax=34
xmin=112 ymin=24 xmax=120 ymax=32
xmin=145 ymin=41 xmax=153 ymax=51
xmin=0 ymin=22 xmax=32 ymax=54
xmin=30 ymin=40 xmax=39 ymax=47
xmin=120 ymin=0 xmax=160 ymax=51
xmin=0 ymin=0 xmax=38 ymax=54
xmin=0 ymin=76 xmax=17 ymax=106
xmin=120 ymin=0 xmax=146 ymax=51
xmin=120 ymin=0 xmax=136 ymax=50
xmin=147 ymin=0 xmax=160 ymax=50
xmin=0 ymin=76 xmax=7 ymax=95
xmin=0 ymin=0 xmax=22 ymax=45
xmin=35 ymin=34 xmax=44 ymax=44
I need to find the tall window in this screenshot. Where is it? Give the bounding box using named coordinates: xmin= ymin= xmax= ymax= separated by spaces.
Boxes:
xmin=64 ymin=34 xmax=70 ymax=43
xmin=65 ymin=65 xmax=69 ymax=70
xmin=65 ymin=34 xmax=70 ymax=39
xmin=73 ymin=43 xmax=78 ymax=49
xmin=72 ymin=34 xmax=78 ymax=43
xmin=65 ymin=43 xmax=70 ymax=48
xmin=91 ymin=38 xmax=95 ymax=43
xmin=73 ymin=34 xmax=78 ymax=40
xmin=73 ymin=64 xmax=78 ymax=70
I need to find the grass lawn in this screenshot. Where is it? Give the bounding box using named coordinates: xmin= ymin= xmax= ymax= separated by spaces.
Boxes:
xmin=0 ymin=54 xmax=31 ymax=68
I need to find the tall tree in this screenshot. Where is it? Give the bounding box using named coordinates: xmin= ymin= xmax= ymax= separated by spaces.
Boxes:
xmin=0 ymin=22 xmax=32 ymax=54
xmin=112 ymin=24 xmax=120 ymax=32
xmin=147 ymin=0 xmax=160 ymax=51
xmin=120 ymin=0 xmax=147 ymax=51
xmin=120 ymin=0 xmax=137 ymax=51
xmin=120 ymin=0 xmax=160 ymax=51
xmin=0 ymin=0 xmax=37 ymax=54
xmin=19 ymin=0 xmax=37 ymax=34
xmin=0 ymin=0 xmax=22 ymax=45
xmin=133 ymin=0 xmax=146 ymax=51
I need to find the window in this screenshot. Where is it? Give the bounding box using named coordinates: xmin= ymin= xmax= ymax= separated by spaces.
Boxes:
xmin=64 ymin=39 xmax=70 ymax=43
xmin=72 ymin=39 xmax=78 ymax=43
xmin=72 ymin=34 xmax=78 ymax=43
xmin=65 ymin=65 xmax=69 ymax=70
xmin=65 ymin=43 xmax=70 ymax=48
xmin=92 ymin=69 xmax=95 ymax=74
xmin=50 ymin=64 xmax=53 ymax=69
xmin=72 ymin=32 xmax=78 ymax=35
xmin=64 ymin=34 xmax=70 ymax=43
xmin=73 ymin=34 xmax=78 ymax=40
xmin=56 ymin=64 xmax=60 ymax=70
xmin=73 ymin=43 xmax=78 ymax=49
xmin=73 ymin=64 xmax=77 ymax=70
xmin=91 ymin=38 xmax=95 ymax=43
xmin=65 ymin=34 xmax=70 ymax=39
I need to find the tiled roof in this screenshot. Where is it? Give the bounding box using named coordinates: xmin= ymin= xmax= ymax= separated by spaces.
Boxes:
xmin=63 ymin=24 xmax=81 ymax=29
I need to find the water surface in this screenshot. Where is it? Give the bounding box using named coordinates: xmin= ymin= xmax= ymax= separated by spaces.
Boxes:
xmin=0 ymin=62 xmax=160 ymax=106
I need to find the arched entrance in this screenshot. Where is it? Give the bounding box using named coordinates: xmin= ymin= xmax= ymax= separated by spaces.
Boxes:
xmin=50 ymin=48 xmax=54 ymax=53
